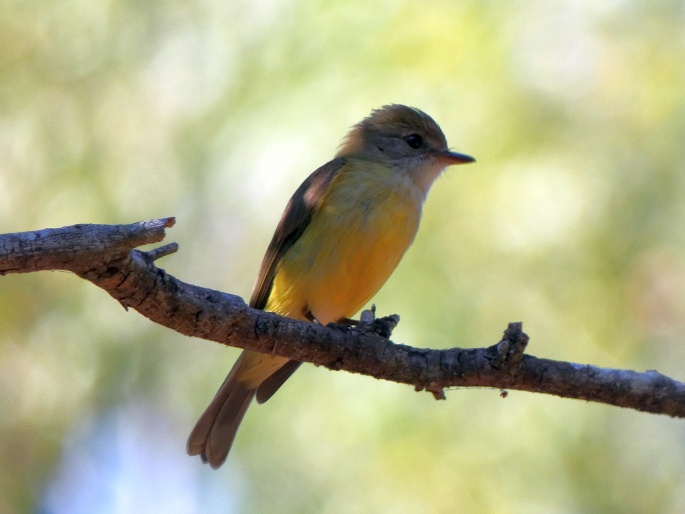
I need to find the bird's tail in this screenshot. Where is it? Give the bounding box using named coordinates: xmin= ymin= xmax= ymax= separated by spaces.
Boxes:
xmin=187 ymin=354 xmax=257 ymax=469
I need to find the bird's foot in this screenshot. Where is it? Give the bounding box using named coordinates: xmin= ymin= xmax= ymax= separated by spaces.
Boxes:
xmin=332 ymin=305 xmax=400 ymax=338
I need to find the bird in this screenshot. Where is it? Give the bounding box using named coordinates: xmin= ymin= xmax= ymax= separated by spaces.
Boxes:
xmin=187 ymin=104 xmax=475 ymax=468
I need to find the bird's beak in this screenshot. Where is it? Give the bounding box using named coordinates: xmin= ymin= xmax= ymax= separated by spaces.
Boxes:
xmin=436 ymin=150 xmax=475 ymax=165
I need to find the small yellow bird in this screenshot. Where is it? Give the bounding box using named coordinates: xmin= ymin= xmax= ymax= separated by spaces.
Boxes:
xmin=187 ymin=104 xmax=474 ymax=468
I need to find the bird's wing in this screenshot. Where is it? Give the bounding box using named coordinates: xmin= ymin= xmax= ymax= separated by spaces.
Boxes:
xmin=249 ymin=157 xmax=347 ymax=310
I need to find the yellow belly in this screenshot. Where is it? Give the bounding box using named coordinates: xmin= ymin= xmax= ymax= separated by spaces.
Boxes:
xmin=266 ymin=162 xmax=423 ymax=324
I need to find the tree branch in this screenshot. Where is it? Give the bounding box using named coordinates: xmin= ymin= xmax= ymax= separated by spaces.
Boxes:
xmin=2 ymin=219 xmax=684 ymax=418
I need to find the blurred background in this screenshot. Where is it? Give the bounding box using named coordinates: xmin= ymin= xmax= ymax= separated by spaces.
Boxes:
xmin=2 ymin=0 xmax=685 ymax=512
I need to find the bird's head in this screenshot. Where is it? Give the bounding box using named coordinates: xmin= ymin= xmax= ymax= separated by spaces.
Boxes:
xmin=336 ymin=104 xmax=475 ymax=196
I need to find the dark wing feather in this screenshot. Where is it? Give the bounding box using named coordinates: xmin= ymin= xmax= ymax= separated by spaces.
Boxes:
xmin=255 ymin=360 xmax=302 ymax=404
xmin=249 ymin=157 xmax=347 ymax=309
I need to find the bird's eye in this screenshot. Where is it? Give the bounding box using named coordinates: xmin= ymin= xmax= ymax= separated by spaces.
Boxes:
xmin=405 ymin=134 xmax=423 ymax=149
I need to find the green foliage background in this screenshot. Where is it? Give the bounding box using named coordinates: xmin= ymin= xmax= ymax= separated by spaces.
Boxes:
xmin=2 ymin=1 xmax=685 ymax=512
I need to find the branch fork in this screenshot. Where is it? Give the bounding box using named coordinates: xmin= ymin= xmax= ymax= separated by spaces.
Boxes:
xmin=2 ymin=218 xmax=685 ymax=419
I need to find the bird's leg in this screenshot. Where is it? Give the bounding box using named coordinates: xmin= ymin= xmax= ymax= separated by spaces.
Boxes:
xmin=302 ymin=307 xmax=320 ymax=324
xmin=304 ymin=304 xmax=399 ymax=338
xmin=281 ymin=308 xmax=321 ymax=356
xmin=336 ymin=305 xmax=400 ymax=339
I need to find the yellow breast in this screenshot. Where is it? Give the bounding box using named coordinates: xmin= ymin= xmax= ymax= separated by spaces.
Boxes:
xmin=266 ymin=160 xmax=424 ymax=324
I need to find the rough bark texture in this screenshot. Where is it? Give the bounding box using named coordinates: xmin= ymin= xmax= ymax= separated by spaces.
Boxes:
xmin=2 ymin=218 xmax=684 ymax=418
